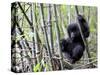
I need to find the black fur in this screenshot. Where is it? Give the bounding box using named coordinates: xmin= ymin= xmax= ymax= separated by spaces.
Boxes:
xmin=61 ymin=15 xmax=90 ymax=64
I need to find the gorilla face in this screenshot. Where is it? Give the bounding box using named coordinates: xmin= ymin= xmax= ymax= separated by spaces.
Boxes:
xmin=67 ymin=23 xmax=81 ymax=42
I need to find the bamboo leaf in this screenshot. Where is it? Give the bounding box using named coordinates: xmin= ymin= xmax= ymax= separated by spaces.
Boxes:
xmin=33 ymin=63 xmax=41 ymax=72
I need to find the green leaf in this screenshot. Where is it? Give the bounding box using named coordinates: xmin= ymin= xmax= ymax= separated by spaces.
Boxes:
xmin=33 ymin=63 xmax=41 ymax=72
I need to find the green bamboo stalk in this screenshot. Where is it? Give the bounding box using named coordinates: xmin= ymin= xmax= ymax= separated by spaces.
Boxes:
xmin=58 ymin=6 xmax=68 ymax=38
xmin=29 ymin=4 xmax=37 ymax=70
xmin=82 ymin=7 xmax=90 ymax=64
xmin=53 ymin=4 xmax=64 ymax=70
xmin=39 ymin=3 xmax=53 ymax=71
xmin=47 ymin=4 xmax=54 ymax=54
xmin=68 ymin=6 xmax=71 ymax=24
xmin=85 ymin=7 xmax=92 ymax=63
xmin=31 ymin=4 xmax=40 ymax=65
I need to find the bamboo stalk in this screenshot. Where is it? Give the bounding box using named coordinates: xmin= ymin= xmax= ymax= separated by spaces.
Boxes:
xmin=53 ymin=4 xmax=64 ymax=70
xmin=47 ymin=4 xmax=54 ymax=54
xmin=12 ymin=3 xmax=33 ymax=72
xmin=39 ymin=3 xmax=53 ymax=71
xmin=11 ymin=2 xmax=25 ymax=72
xmin=58 ymin=6 xmax=68 ymax=38
xmin=82 ymin=6 xmax=90 ymax=64
xmin=75 ymin=6 xmax=92 ymax=63
xmin=31 ymin=4 xmax=40 ymax=64
xmin=68 ymin=6 xmax=71 ymax=24
xmin=30 ymin=4 xmax=37 ymax=68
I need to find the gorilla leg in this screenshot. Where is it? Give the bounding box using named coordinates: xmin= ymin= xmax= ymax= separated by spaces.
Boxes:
xmin=71 ymin=44 xmax=84 ymax=64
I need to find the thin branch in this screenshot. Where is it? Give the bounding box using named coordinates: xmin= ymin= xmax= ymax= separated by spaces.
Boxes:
xmin=18 ymin=2 xmax=34 ymax=32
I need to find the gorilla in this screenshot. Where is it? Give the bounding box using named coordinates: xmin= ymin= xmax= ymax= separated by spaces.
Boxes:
xmin=61 ymin=15 xmax=90 ymax=64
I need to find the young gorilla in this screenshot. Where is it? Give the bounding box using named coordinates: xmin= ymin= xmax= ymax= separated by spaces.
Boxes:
xmin=61 ymin=15 xmax=90 ymax=64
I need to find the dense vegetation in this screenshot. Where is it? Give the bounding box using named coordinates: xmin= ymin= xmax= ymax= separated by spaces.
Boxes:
xmin=11 ymin=2 xmax=97 ymax=73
